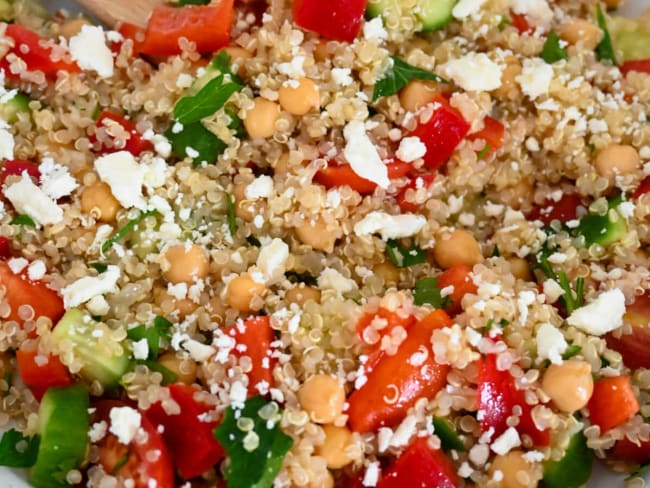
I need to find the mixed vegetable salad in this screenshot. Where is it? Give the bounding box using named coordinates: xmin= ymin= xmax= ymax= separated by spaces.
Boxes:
xmin=0 ymin=0 xmax=648 ymax=487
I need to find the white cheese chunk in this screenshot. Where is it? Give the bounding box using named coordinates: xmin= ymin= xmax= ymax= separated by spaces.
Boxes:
xmin=132 ymin=338 xmax=149 ymax=360
xmin=183 ymin=338 xmax=215 ymax=362
xmin=245 ymin=175 xmax=274 ymax=199
xmin=94 ymin=151 xmax=146 ymax=209
xmin=69 ymin=25 xmax=114 ymax=78
xmin=256 ymin=238 xmax=289 ymax=284
xmin=516 ymin=58 xmax=553 ymax=100
xmin=362 ymin=462 xmax=380 ymax=487
xmin=331 ymin=68 xmax=353 ymax=86
xmin=567 ymin=289 xmax=626 ymax=336
xmin=354 ymin=211 xmax=426 ymax=240
xmin=536 ymin=323 xmax=567 ymax=364
xmin=453 ymin=0 xmax=486 ymax=19
xmin=509 ymin=0 xmax=554 ymax=30
xmin=441 ymin=53 xmax=503 ymax=92
xmin=343 ymin=120 xmax=389 ymax=189
xmin=317 ymin=268 xmax=357 ymax=294
xmin=38 ymin=157 xmax=78 ymax=200
xmin=396 ymin=136 xmax=426 ymax=162
xmin=61 ymin=265 xmax=120 ymax=308
xmin=491 ymin=426 xmax=521 ymax=455
xmin=27 ymin=260 xmax=46 ymax=281
xmin=0 ymin=119 xmax=14 ymax=160
xmin=109 ymin=406 xmax=141 ymax=445
xmin=4 ymin=174 xmax=63 ymax=226
xmin=363 ymin=17 xmax=388 ymax=41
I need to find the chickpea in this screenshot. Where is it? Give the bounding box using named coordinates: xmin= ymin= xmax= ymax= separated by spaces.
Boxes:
xmin=318 ymin=425 xmax=355 ymax=469
xmin=509 ymin=257 xmax=532 ymax=281
xmin=298 ymin=374 xmax=346 ymax=424
xmin=278 ymin=77 xmax=320 ymax=115
xmin=433 ymin=229 xmax=483 ymax=269
xmin=559 ymin=20 xmax=603 ymax=50
xmin=59 ymin=17 xmax=92 ymax=40
xmin=232 ymin=182 xmax=255 ymax=222
xmin=399 ymin=80 xmax=439 ymax=112
xmin=244 ymin=97 xmax=280 ymax=139
xmin=157 ymin=351 xmax=197 ymax=385
xmin=489 ymin=450 xmax=542 ymax=488
xmin=373 ymin=261 xmax=400 ymax=285
xmin=227 ymin=274 xmax=267 ymax=312
xmin=541 ymin=359 xmax=593 ymax=413
xmin=295 ymin=217 xmax=341 ymax=253
xmin=594 ymin=144 xmax=641 ymax=181
xmin=80 ymin=181 xmax=121 ymax=223
xmin=285 ymin=285 xmax=321 ymax=306
xmin=163 ymin=244 xmax=210 ymax=284
xmin=493 ymin=57 xmax=522 ymax=100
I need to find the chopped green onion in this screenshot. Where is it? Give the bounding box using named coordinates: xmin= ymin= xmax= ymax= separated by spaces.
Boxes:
xmin=102 ymin=209 xmax=158 ymax=254
xmin=595 ymin=3 xmax=617 ymax=65
xmin=226 ymin=192 xmax=237 ymax=236
xmin=540 ymin=30 xmax=568 ymax=64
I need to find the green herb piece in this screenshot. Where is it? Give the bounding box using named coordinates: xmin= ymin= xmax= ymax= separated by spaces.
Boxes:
xmin=595 ymin=3 xmax=617 ymax=65
xmin=0 ymin=429 xmax=40 ymax=468
xmin=562 ymin=344 xmax=582 ymax=360
xmin=10 ymin=214 xmax=36 ymax=227
xmin=482 ymin=318 xmax=494 ymax=335
xmin=225 ymin=107 xmax=245 ymax=138
xmin=102 ymin=210 xmax=158 ymax=254
xmin=126 ymin=316 xmax=173 ymax=360
xmin=179 ymin=0 xmax=209 ymax=4
xmin=432 ymin=417 xmax=465 ymax=452
xmin=174 ymin=76 xmax=242 ymax=124
xmin=285 ymin=271 xmax=317 ymax=286
xmin=136 ymin=360 xmax=178 ymax=385
xmin=587 ymin=142 xmax=596 ymax=152
xmin=413 ymin=277 xmax=452 ymax=309
xmin=500 ymin=319 xmax=510 ymax=327
xmin=497 ymin=16 xmax=512 ymax=31
xmin=386 ymin=239 xmax=427 ymax=268
xmin=226 ymin=192 xmax=237 ymax=236
xmin=89 ymin=262 xmax=108 ymax=273
xmin=477 ymin=143 xmax=491 ymax=160
xmin=600 ymin=356 xmax=611 ymax=368
xmin=491 ymin=245 xmax=500 ymax=257
xmin=166 ymin=121 xmax=227 ymax=166
xmin=372 ymin=55 xmax=447 ymax=102
xmin=215 ymin=396 xmax=293 ymax=488
xmin=540 ymin=30 xmax=568 ymax=64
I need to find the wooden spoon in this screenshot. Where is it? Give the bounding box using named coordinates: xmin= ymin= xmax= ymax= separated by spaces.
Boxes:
xmin=73 ymin=0 xmax=163 ymax=28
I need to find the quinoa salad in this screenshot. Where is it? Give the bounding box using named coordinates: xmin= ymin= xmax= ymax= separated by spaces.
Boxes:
xmin=1 ymin=0 xmax=650 ymax=486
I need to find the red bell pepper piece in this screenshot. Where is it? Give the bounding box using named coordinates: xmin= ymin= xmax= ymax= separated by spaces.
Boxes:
xmin=621 ymin=59 xmax=650 ymax=76
xmin=146 ymin=383 xmax=225 ymax=479
xmin=0 ymin=261 xmax=64 ymax=327
xmin=611 ymin=436 xmax=650 ymax=465
xmin=437 ymin=264 xmax=477 ymax=316
xmin=139 ymin=2 xmax=234 ymax=56
xmin=528 ymin=192 xmax=583 ymax=226
xmin=587 ymin=375 xmax=639 ymax=433
xmin=511 ymin=13 xmax=535 ymax=35
xmin=0 ymin=160 xmax=41 ymax=186
xmin=315 ymin=159 xmax=411 ymax=195
xmin=606 ymin=291 xmax=650 ymax=370
xmin=292 ymin=0 xmax=368 ymax=43
xmin=16 ymin=347 xmax=72 ymax=401
xmin=410 ymin=102 xmax=470 ymax=171
xmin=468 ymin=116 xmax=505 ymax=152
xmin=0 ymin=24 xmax=79 ymax=80
xmin=396 ymin=172 xmax=436 ymax=213
xmin=95 ymin=400 xmax=175 ymax=488
xmin=478 ymin=354 xmax=550 ymax=446
xmin=91 ymin=111 xmax=153 ymax=156
xmin=634 ymin=175 xmax=650 ymax=200
xmin=377 ymin=438 xmax=459 ymax=488
xmin=227 ymin=315 xmax=276 ymax=395
xmin=0 ymin=237 xmax=11 ymax=260
xmin=356 ymin=308 xmax=416 ymax=371
xmin=347 ymin=310 xmax=452 ymax=433
xmin=113 ymin=22 xmax=146 ymax=56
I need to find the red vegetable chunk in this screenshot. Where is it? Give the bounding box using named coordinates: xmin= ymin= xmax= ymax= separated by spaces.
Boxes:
xmin=292 ymin=0 xmax=368 ymax=42
xmin=606 ymin=291 xmax=650 ymax=370
xmin=587 ymin=375 xmax=639 ymax=433
xmin=16 ymin=347 xmax=72 ymax=401
xmin=621 ymin=59 xmax=650 ymax=76
xmin=529 ymin=192 xmax=583 ymax=226
xmin=91 ymin=111 xmax=153 ymax=156
xmin=315 ymin=160 xmax=411 ymax=195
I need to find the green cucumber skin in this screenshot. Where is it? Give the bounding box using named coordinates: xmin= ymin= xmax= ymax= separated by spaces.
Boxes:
xmin=366 ymin=0 xmax=457 ymax=32
xmin=543 ymin=432 xmax=593 ymax=488
xmin=0 ymin=93 xmax=30 ymax=124
xmin=30 ymin=385 xmax=90 ymax=488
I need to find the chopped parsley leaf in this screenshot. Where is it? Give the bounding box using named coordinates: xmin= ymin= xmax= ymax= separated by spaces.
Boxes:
xmin=386 ymin=239 xmax=427 ymax=268
xmin=372 ymin=55 xmax=447 ymax=102
xmin=127 ymin=315 xmax=173 ymax=360
xmin=0 ymin=429 xmax=40 ymax=468
xmin=540 ymin=30 xmax=568 ymax=64
xmin=9 ymin=214 xmax=36 ymax=227
xmin=595 ymin=3 xmax=617 ymax=65
xmin=413 ymin=277 xmax=452 ymax=309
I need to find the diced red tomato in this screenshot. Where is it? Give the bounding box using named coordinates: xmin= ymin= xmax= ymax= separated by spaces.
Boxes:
xmin=396 ymin=172 xmax=436 ymax=213
xmin=0 ymin=24 xmax=79 ymax=80
xmin=227 ymin=315 xmax=276 ymax=396
xmin=114 ymin=22 xmax=146 ymax=56
xmin=606 ymin=291 xmax=650 ymax=370
xmin=621 ymin=59 xmax=650 ymax=76
xmin=437 ymin=264 xmax=477 ymax=316
xmin=611 ymin=436 xmax=650 ymax=465
xmin=314 ymin=160 xmax=412 ymax=195
xmin=528 ymin=192 xmax=583 ymax=226
xmin=410 ymin=102 xmax=470 ymax=171
xmin=587 ymin=375 xmax=639 ymax=433
xmin=511 ymin=13 xmax=534 ymax=35
xmin=347 ymin=310 xmax=452 ymax=433
xmin=146 ymin=383 xmax=225 ymax=479
xmin=16 ymin=347 xmax=72 ymax=401
xmin=634 ymin=175 xmax=650 ymax=200
xmin=0 ymin=160 xmax=41 ymax=187
xmin=478 ymin=354 xmax=550 ymax=446
xmin=356 ymin=308 xmax=416 ymax=371
xmin=377 ymin=438 xmax=459 ymax=488
xmin=91 ymin=111 xmax=153 ymax=156
xmin=139 ymin=2 xmax=234 ymax=56
xmin=0 ymin=261 xmax=64 ymax=327
xmin=292 ymin=0 xmax=368 ymax=43
xmin=0 ymin=237 xmax=10 ymax=260
xmin=94 ymin=400 xmax=174 ymax=488
xmin=468 ymin=116 xmax=505 ymax=153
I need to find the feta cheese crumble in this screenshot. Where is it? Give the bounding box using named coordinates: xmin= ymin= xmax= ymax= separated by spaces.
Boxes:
xmin=354 ymin=211 xmax=426 ymax=240
xmin=94 ymin=151 xmax=146 ymax=209
xmin=396 ymin=136 xmax=427 ymax=162
xmin=61 ymin=265 xmax=121 ymax=308
xmin=536 ymin=323 xmax=567 ymax=364
xmin=109 ymin=406 xmax=141 ymax=445
xmin=317 ymin=268 xmax=357 ymax=295
xmin=566 ymin=289 xmax=626 ymax=336
xmin=256 ymin=238 xmax=289 ymax=284
xmin=4 ymin=173 xmax=63 ymax=226
xmin=343 ymin=120 xmax=390 ymax=189
xmin=39 ymin=157 xmax=79 ymax=200
xmin=441 ymin=53 xmax=503 ymax=92
xmin=69 ymin=25 xmax=114 ymax=78
xmin=452 ymin=0 xmax=486 ymax=19
xmin=516 ymin=58 xmax=553 ymax=100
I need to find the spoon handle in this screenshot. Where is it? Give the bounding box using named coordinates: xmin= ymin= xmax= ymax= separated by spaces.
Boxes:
xmin=73 ymin=0 xmax=163 ymax=28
